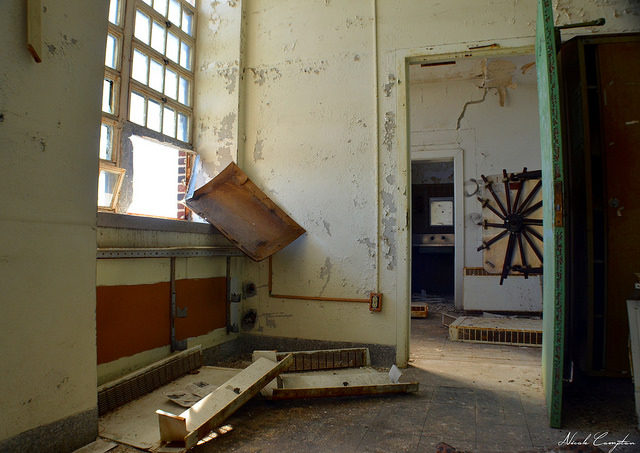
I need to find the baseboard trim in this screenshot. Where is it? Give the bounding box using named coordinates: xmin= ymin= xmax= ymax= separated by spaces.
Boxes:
xmin=0 ymin=408 xmax=97 ymax=453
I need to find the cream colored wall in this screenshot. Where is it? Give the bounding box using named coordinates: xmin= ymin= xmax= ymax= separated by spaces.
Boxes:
xmin=195 ymin=0 xmax=640 ymax=366
xmin=236 ymin=0 xmax=385 ymax=349
xmin=0 ymin=0 xmax=107 ymax=442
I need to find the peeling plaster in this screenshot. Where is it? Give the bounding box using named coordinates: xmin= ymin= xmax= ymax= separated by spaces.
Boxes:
xmin=383 ymin=111 xmax=396 ymax=152
xmin=302 ymin=60 xmax=328 ymax=75
xmin=381 ymin=190 xmax=397 ymax=270
xmin=357 ymin=237 xmax=376 ymax=258
xmin=385 ymin=174 xmax=396 ymax=185
xmin=323 ymin=220 xmax=332 ymax=237
xmin=319 ymin=257 xmax=332 ymax=295
xmin=346 ymin=16 xmax=366 ymax=29
xmin=248 ymin=66 xmax=282 ymax=86
xmin=216 ymin=63 xmax=239 ymax=94
xmin=383 ymin=74 xmax=396 ymax=97
xmin=382 ymin=216 xmax=397 ymax=271
xmin=253 ymin=133 xmax=264 ymax=162
xmin=217 ymin=112 xmax=236 ymax=140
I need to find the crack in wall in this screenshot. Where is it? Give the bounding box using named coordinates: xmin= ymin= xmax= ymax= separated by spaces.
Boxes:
xmin=456 ymin=88 xmax=488 ymax=129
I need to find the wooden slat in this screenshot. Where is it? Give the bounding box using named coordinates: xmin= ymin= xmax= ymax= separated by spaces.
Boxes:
xmin=271 ymin=383 xmax=419 ymax=400
xmin=157 ymin=354 xmax=293 ymax=449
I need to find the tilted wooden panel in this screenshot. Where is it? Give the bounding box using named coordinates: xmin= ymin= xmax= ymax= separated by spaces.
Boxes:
xmin=185 ymin=162 xmax=305 ymax=261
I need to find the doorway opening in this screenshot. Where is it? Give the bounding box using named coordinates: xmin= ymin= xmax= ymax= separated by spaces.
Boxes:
xmin=411 ymin=160 xmax=455 ymax=309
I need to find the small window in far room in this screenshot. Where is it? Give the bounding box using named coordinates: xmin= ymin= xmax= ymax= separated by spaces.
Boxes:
xmin=99 ymin=0 xmax=197 ymax=219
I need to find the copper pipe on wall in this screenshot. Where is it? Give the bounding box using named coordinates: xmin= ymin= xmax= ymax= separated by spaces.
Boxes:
xmin=267 ymin=256 xmax=369 ymax=303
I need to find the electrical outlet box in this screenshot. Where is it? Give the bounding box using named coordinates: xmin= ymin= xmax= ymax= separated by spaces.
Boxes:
xmin=369 ymin=293 xmax=382 ymax=312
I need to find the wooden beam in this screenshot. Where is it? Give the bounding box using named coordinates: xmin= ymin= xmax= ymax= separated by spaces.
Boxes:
xmin=156 ymin=354 xmax=293 ymax=449
xmin=271 ymin=383 xmax=419 ymax=400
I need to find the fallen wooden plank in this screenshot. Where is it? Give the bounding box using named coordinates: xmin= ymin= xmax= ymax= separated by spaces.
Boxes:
xmin=157 ymin=354 xmax=293 ymax=449
xmin=271 ymin=382 xmax=419 ymax=400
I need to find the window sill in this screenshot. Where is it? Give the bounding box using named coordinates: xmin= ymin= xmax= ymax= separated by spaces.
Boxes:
xmin=97 ymin=212 xmax=218 ymax=235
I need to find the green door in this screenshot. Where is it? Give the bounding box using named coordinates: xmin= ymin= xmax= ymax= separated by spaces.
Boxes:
xmin=536 ymin=0 xmax=566 ymax=428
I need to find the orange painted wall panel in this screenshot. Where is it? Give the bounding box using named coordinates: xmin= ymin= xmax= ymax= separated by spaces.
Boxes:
xmin=96 ymin=277 xmax=226 ymax=364
xmin=96 ymin=282 xmax=170 ymax=364
xmin=175 ymin=277 xmax=227 ymax=341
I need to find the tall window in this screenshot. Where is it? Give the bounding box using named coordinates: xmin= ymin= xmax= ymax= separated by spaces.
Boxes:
xmin=99 ymin=0 xmax=196 ymax=219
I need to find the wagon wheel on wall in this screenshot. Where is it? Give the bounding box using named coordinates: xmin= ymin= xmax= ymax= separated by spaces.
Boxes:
xmin=476 ymin=168 xmax=543 ymax=285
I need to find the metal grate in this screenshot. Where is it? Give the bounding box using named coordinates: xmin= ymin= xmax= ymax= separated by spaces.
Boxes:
xmin=275 ymin=348 xmax=370 ymax=372
xmin=452 ymin=325 xmax=542 ymax=346
xmin=98 ymin=347 xmax=202 ymax=415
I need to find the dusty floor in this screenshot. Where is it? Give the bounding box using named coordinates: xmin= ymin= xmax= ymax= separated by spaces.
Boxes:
xmin=100 ymin=310 xmax=639 ymax=453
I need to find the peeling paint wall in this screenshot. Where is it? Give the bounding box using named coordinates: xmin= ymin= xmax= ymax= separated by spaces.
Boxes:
xmin=0 ymin=0 xmax=106 ymax=443
xmin=237 ymin=0 xmax=382 ymax=346
xmin=195 ymin=0 xmax=243 ymax=176
xmin=199 ymin=0 xmax=639 ymax=366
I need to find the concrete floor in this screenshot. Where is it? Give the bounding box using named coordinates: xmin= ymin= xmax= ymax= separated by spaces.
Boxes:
xmin=103 ymin=312 xmax=639 ymax=453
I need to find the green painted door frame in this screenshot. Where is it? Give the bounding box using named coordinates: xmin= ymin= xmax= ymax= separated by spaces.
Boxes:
xmin=536 ymin=0 xmax=566 ymax=429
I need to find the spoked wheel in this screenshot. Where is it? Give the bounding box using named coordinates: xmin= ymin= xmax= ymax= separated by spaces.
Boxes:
xmin=477 ymin=168 xmax=543 ymax=284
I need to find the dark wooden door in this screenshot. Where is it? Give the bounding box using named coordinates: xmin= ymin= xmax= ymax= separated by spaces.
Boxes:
xmin=599 ymin=42 xmax=640 ymax=374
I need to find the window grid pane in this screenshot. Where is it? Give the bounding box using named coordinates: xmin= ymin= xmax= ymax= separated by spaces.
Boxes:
xmin=168 ymin=0 xmax=181 ymax=26
xmin=178 ymin=76 xmax=189 ymax=106
xmin=130 ymin=91 xmax=147 ymax=126
xmin=147 ymin=99 xmax=162 ymax=132
xmin=177 ymin=112 xmax=189 ymax=142
xmin=182 ymin=10 xmax=193 ymax=35
xmin=149 ymin=59 xmax=164 ymax=93
xmin=108 ymin=0 xmax=120 ymax=25
xmin=132 ymin=49 xmax=149 ymax=84
xmin=164 ymin=68 xmax=178 ymax=99
xmin=163 ymin=107 xmax=176 ymax=138
xmin=134 ymin=10 xmax=151 ymax=44
xmin=105 ymin=34 xmax=118 ymax=69
xmin=179 ymin=42 xmax=191 ymax=70
xmin=153 ymin=0 xmax=168 ymax=16
xmin=102 ymin=78 xmax=116 ymax=114
xmin=100 ymin=123 xmax=114 ymax=161
xmin=166 ymin=32 xmax=179 ymax=63
xmin=151 ymin=21 xmax=166 ymax=54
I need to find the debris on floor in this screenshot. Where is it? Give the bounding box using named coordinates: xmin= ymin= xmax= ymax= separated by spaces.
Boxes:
xmin=448 ymin=316 xmax=543 ymax=347
xmin=72 ymin=438 xmax=117 ymax=453
xmin=411 ymin=302 xmax=429 ymax=318
xmin=157 ymin=354 xmax=294 ymax=449
xmin=164 ymin=381 xmax=215 ymax=407
xmin=99 ymin=347 xmax=417 ymax=452
xmin=99 ymin=366 xmax=240 ymax=450
xmin=441 ymin=312 xmax=457 ymax=327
